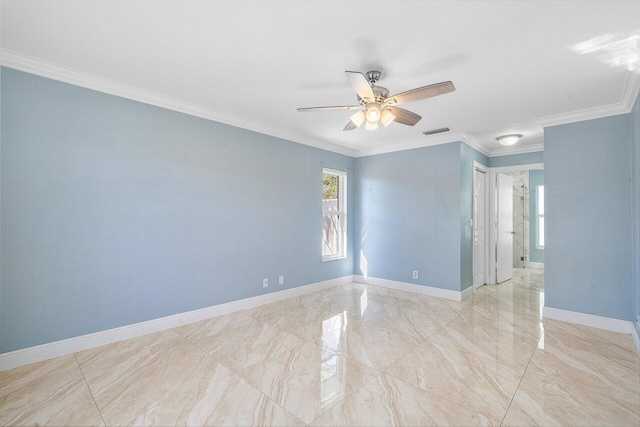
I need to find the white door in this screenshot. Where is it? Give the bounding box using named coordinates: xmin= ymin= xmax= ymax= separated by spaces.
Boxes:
xmin=473 ymin=169 xmax=486 ymax=289
xmin=496 ymin=173 xmax=513 ymax=283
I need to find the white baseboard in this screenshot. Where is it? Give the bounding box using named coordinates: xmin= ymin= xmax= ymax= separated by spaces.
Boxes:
xmin=461 ymin=286 xmax=474 ymax=301
xmin=544 ymin=306 xmax=640 ymax=358
xmin=529 ymin=262 xmax=544 ymax=269
xmin=543 ymin=306 xmax=637 ymax=335
xmin=0 ymin=275 xmax=354 ymax=372
xmin=354 ymin=275 xmax=463 ymax=301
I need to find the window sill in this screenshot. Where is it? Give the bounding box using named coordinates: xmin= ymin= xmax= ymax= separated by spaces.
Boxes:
xmin=322 ymin=255 xmax=347 ymax=262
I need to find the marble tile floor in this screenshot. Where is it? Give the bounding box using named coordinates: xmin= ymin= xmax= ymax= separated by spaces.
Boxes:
xmin=1 ymin=268 xmax=639 ymax=426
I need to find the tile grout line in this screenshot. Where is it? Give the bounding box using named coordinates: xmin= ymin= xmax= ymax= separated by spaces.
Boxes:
xmin=5 ymin=278 xmax=554 ymax=426
xmin=383 ymin=370 xmax=503 ymax=424
xmin=301 ymin=290 xmax=468 ymax=425
xmin=173 ymin=318 xmax=312 ymax=425
xmin=73 ymin=353 xmax=107 ymax=427
xmin=227 ymin=320 xmax=371 ymax=425
xmin=82 ymin=298 xmax=322 ymax=426
xmin=251 ymin=280 xmax=512 ymax=424
xmin=382 ymin=330 xmax=525 ymax=423
xmin=415 ymin=279 xmax=544 ymax=423
xmin=197 ymin=340 xmax=308 ymax=426
xmin=94 ymin=329 xmax=235 ymax=425
xmin=240 ymin=376 xmax=308 ymax=426
xmin=116 ymin=327 xmax=302 ymax=426
xmin=376 ymin=371 xmax=504 ymax=425
xmin=499 ymin=329 xmax=542 ymax=425
xmin=377 ymin=296 xmax=514 ymax=422
xmin=305 ymin=372 xmax=389 ymax=425
xmin=231 ymin=284 xmax=429 ymax=425
xmin=84 ymin=332 xmax=209 ymax=426
xmin=137 ymin=280 xmax=535 ymax=424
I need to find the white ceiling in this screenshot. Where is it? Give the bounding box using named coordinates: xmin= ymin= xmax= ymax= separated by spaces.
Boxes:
xmin=2 ymin=0 xmax=639 ymax=157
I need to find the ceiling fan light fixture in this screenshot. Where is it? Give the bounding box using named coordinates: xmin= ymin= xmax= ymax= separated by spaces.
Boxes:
xmin=297 ymin=71 xmax=455 ymax=132
xmin=380 ymin=109 xmax=395 ymax=127
xmin=497 ymin=134 xmax=522 ymax=146
xmin=350 ymin=110 xmax=366 ymax=127
xmin=365 ymin=103 xmax=381 ymax=123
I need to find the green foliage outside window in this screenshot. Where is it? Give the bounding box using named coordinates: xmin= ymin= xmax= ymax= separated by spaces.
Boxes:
xmin=323 ymin=174 xmax=338 ymax=200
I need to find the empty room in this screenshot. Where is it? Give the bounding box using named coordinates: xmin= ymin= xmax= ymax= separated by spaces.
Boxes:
xmin=1 ymin=1 xmax=639 ymax=426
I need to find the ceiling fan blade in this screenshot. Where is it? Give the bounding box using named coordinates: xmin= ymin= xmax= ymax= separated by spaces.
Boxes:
xmin=386 ymin=81 xmax=455 ymax=105
xmin=343 ymin=121 xmax=358 ymax=131
xmin=385 ymin=107 xmax=422 ymax=126
xmin=297 ymin=105 xmax=362 ymax=112
xmin=345 ymin=71 xmax=375 ymax=102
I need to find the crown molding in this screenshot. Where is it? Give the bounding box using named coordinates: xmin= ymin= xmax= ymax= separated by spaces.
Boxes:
xmin=488 ymin=143 xmax=544 ymax=157
xmin=535 ymin=101 xmax=629 ymax=128
xmin=4 ymin=50 xmax=639 ymax=159
xmin=622 ymin=70 xmax=640 ymax=111
xmin=536 ymin=71 xmax=640 ymax=128
xmin=491 ymin=163 xmax=544 ymax=172
xmin=354 ymin=131 xmax=465 ymax=158
xmin=0 ymin=50 xmax=491 ymax=159
xmin=353 ymin=131 xmax=496 ymax=158
xmin=355 ymin=132 xmax=502 ymax=157
xmin=0 ymin=49 xmax=357 ymax=157
xmin=461 ymin=133 xmax=491 ymax=157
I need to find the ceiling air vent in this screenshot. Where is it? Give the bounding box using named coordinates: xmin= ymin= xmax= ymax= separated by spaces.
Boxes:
xmin=422 ymin=127 xmax=450 ymax=136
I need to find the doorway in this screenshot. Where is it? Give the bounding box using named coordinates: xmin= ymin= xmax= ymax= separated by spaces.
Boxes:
xmin=472 ymin=162 xmax=490 ymax=291
xmin=501 ymin=170 xmax=530 ymax=268
xmin=476 ymin=163 xmax=544 ymax=290
xmin=490 ymin=165 xmax=545 ymax=291
xmin=496 ymin=173 xmax=514 ymax=283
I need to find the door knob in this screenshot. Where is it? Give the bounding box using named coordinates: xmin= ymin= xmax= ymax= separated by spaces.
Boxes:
xmin=510 ymin=231 xmax=516 ymax=234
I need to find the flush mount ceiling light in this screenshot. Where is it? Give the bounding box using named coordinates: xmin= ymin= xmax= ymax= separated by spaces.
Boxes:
xmin=497 ymin=134 xmax=523 ymax=146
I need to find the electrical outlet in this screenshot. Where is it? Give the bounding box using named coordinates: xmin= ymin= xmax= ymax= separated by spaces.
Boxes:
xmin=263 ymin=278 xmax=268 ymax=288
xmin=413 ymin=270 xmax=418 ymax=279
xmin=279 ymin=275 xmax=284 ymax=285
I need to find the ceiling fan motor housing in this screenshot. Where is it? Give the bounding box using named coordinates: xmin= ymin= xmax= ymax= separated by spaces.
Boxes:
xmin=358 ymin=85 xmax=390 ymax=104
xmin=366 ymin=70 xmax=382 ymax=84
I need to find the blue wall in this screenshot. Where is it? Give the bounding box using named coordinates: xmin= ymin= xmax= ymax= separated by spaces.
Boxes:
xmin=545 ymin=114 xmax=633 ymax=321
xmin=460 ymin=143 xmax=488 ymax=290
xmin=631 ymin=97 xmax=640 ymax=331
xmin=354 ymin=143 xmax=462 ymax=291
xmin=4 ymin=64 xmax=638 ymax=355
xmin=488 ymin=151 xmax=543 ymax=168
xmin=353 ymin=141 xmax=489 ymax=293
xmin=529 ymin=169 xmax=544 ymax=263
xmin=1 ymin=68 xmax=355 ymax=352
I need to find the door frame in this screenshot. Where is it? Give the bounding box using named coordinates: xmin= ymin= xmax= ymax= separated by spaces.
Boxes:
xmin=472 ymin=161 xmax=490 ymax=292
xmin=487 ymin=163 xmax=544 ymax=285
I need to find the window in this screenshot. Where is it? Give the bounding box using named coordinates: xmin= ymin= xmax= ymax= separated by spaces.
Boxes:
xmin=537 ymin=185 xmax=545 ymax=249
xmin=322 ymin=168 xmax=347 ymax=261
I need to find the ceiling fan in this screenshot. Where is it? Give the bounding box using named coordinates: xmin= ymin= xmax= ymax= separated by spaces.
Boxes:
xmin=297 ymin=70 xmax=455 ymax=131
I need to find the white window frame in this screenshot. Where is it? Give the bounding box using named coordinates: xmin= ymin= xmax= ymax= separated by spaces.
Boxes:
xmin=537 ymin=185 xmax=544 ymax=250
xmin=322 ymin=168 xmax=347 ymax=262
